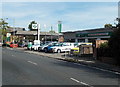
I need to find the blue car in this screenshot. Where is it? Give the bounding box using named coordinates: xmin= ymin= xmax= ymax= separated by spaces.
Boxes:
xmin=44 ymin=45 xmax=54 ymax=53
xmin=44 ymin=43 xmax=61 ymax=53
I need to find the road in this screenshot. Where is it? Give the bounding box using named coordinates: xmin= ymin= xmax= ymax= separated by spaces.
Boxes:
xmin=2 ymin=48 xmax=120 ymax=86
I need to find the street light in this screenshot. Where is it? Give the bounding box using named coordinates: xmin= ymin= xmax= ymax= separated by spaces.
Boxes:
xmin=116 ymin=18 xmax=120 ymax=29
xmin=12 ymin=18 xmax=15 ymax=44
xmin=44 ymin=24 xmax=47 ymax=44
xmin=50 ymin=26 xmax=53 ymax=42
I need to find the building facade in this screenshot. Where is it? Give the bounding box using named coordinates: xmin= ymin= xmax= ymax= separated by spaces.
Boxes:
xmin=63 ymin=28 xmax=115 ymax=43
xmin=15 ymin=31 xmax=62 ymax=42
xmin=6 ymin=27 xmax=63 ymax=43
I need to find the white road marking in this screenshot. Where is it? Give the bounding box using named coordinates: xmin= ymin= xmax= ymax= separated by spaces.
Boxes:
xmin=70 ymin=78 xmax=93 ymax=87
xmin=91 ymin=67 xmax=120 ymax=75
xmin=80 ymin=81 xmax=90 ymax=86
xmin=12 ymin=55 xmax=15 ymax=57
xmin=70 ymin=78 xmax=80 ymax=83
xmin=73 ymin=63 xmax=120 ymax=75
xmin=27 ymin=61 xmax=37 ymax=65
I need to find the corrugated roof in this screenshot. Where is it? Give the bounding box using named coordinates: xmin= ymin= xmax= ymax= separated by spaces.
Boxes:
xmin=7 ymin=27 xmax=24 ymax=31
xmin=16 ymin=31 xmax=62 ymax=35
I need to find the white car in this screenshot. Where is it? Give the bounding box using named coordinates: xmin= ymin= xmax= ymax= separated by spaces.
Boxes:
xmin=31 ymin=43 xmax=44 ymax=51
xmin=51 ymin=44 xmax=75 ymax=53
xmin=31 ymin=44 xmax=40 ymax=51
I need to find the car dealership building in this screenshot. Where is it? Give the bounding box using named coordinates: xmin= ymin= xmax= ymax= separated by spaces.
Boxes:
xmin=63 ymin=27 xmax=115 ymax=43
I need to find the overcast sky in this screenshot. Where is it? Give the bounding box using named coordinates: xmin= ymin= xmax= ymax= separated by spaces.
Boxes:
xmin=2 ymin=2 xmax=118 ymax=32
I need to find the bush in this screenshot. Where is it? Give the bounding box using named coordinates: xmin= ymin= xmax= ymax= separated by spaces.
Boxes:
xmin=100 ymin=42 xmax=108 ymax=48
xmin=108 ymin=27 xmax=120 ymax=66
xmin=97 ymin=48 xmax=113 ymax=58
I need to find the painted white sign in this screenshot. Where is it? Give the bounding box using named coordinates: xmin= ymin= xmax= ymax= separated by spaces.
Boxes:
xmin=32 ymin=24 xmax=38 ymax=29
xmin=6 ymin=33 xmax=11 ymax=37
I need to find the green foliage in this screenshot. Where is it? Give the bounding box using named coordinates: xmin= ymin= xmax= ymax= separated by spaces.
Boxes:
xmin=100 ymin=42 xmax=108 ymax=48
xmin=0 ymin=19 xmax=8 ymax=29
xmin=0 ymin=29 xmax=10 ymax=41
xmin=108 ymin=27 xmax=120 ymax=65
xmin=49 ymin=30 xmax=56 ymax=33
xmin=28 ymin=21 xmax=37 ymax=31
xmin=104 ymin=24 xmax=112 ymax=28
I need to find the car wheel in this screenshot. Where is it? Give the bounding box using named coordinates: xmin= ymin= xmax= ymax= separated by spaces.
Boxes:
xmin=30 ymin=48 xmax=33 ymax=51
xmin=38 ymin=47 xmax=41 ymax=52
xmin=57 ymin=49 xmax=61 ymax=53
xmin=44 ymin=48 xmax=48 ymax=53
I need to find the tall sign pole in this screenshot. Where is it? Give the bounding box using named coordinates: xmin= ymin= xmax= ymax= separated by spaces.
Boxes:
xmin=32 ymin=23 xmax=39 ymax=40
xmin=58 ymin=21 xmax=62 ymax=42
xmin=58 ymin=21 xmax=62 ymax=33
xmin=38 ymin=24 xmax=40 ymax=41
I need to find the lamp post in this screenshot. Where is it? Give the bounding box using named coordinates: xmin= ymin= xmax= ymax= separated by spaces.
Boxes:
xmin=37 ymin=24 xmax=40 ymax=41
xmin=13 ymin=18 xmax=15 ymax=43
xmin=50 ymin=26 xmax=53 ymax=42
xmin=44 ymin=24 xmax=47 ymax=44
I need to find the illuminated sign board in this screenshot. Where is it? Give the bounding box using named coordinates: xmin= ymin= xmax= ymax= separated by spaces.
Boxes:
xmin=76 ymin=32 xmax=112 ymax=37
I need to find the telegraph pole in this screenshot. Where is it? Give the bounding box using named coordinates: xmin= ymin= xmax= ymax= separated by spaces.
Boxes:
xmin=117 ymin=1 xmax=120 ymax=29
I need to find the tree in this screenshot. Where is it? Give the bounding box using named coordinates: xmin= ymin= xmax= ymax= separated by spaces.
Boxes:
xmin=104 ymin=24 xmax=113 ymax=28
xmin=100 ymin=42 xmax=108 ymax=48
xmin=49 ymin=30 xmax=56 ymax=33
xmin=28 ymin=21 xmax=37 ymax=31
xmin=0 ymin=18 xmax=9 ymax=43
xmin=0 ymin=18 xmax=8 ymax=29
xmin=108 ymin=18 xmax=120 ymax=65
xmin=49 ymin=26 xmax=56 ymax=33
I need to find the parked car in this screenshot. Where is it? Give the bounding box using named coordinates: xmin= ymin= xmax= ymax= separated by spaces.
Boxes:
xmin=38 ymin=42 xmax=58 ymax=52
xmin=27 ymin=42 xmax=33 ymax=50
xmin=51 ymin=43 xmax=75 ymax=53
xmin=31 ymin=43 xmax=44 ymax=51
xmin=18 ymin=42 xmax=25 ymax=47
xmin=10 ymin=42 xmax=18 ymax=48
xmin=70 ymin=43 xmax=92 ymax=55
xmin=70 ymin=46 xmax=80 ymax=55
xmin=44 ymin=43 xmax=61 ymax=53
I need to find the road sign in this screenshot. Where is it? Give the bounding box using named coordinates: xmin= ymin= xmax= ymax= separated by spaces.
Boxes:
xmin=32 ymin=24 xmax=38 ymax=29
xmin=6 ymin=33 xmax=11 ymax=37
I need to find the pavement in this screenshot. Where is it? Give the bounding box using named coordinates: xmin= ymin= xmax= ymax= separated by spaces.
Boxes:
xmin=13 ymin=47 xmax=120 ymax=74
xmin=2 ymin=47 xmax=119 ymax=85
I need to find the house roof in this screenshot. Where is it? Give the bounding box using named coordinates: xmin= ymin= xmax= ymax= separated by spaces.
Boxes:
xmin=6 ymin=27 xmax=25 ymax=32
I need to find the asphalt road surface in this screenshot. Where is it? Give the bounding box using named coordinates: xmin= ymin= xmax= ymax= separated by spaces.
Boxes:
xmin=2 ymin=48 xmax=120 ymax=86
